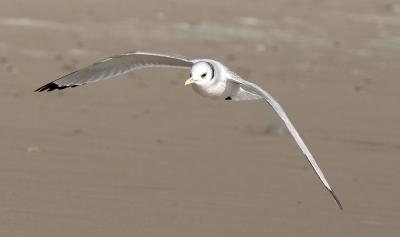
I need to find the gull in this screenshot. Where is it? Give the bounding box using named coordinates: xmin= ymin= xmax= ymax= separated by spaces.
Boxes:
xmin=36 ymin=51 xmax=342 ymax=209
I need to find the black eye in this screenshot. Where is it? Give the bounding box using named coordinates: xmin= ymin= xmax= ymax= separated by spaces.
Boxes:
xmin=201 ymin=73 xmax=207 ymax=78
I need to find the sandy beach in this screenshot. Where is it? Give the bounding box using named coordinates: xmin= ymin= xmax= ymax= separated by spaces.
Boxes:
xmin=0 ymin=0 xmax=400 ymax=236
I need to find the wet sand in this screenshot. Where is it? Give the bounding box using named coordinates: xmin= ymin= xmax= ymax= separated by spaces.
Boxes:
xmin=0 ymin=0 xmax=400 ymax=236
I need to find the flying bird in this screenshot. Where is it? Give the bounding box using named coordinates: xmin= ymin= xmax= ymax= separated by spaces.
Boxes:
xmin=36 ymin=51 xmax=342 ymax=209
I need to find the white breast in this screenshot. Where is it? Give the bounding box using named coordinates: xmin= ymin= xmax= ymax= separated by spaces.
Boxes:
xmin=191 ymin=77 xmax=239 ymax=99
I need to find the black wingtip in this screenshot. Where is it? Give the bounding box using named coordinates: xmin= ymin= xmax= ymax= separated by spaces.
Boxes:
xmin=35 ymin=83 xmax=77 ymax=92
xmin=329 ymin=189 xmax=343 ymax=210
xmin=35 ymin=82 xmax=59 ymax=92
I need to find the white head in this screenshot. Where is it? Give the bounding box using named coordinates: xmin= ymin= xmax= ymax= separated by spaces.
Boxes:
xmin=185 ymin=61 xmax=215 ymax=86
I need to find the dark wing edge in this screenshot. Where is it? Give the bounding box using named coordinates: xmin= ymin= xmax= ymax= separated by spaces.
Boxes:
xmin=35 ymin=83 xmax=76 ymax=92
xmin=35 ymin=51 xmax=193 ymax=92
xmin=35 ymin=70 xmax=81 ymax=92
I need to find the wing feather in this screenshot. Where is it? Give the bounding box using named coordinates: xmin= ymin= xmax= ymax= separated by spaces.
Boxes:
xmin=228 ymin=72 xmax=342 ymax=209
xmin=35 ymin=52 xmax=193 ymax=92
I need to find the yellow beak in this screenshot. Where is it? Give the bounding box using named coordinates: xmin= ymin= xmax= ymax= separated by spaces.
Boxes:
xmin=185 ymin=78 xmax=195 ymax=86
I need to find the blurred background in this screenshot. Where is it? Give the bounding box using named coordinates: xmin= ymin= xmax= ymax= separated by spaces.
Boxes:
xmin=1 ymin=0 xmax=400 ymax=236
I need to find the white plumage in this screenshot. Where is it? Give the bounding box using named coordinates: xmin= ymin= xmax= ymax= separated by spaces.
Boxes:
xmin=36 ymin=51 xmax=342 ymax=209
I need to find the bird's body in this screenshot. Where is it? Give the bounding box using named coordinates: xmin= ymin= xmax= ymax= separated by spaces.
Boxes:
xmin=36 ymin=51 xmax=342 ymax=209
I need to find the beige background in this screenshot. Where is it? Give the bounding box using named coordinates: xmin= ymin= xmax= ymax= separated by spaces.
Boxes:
xmin=1 ymin=0 xmax=400 ymax=236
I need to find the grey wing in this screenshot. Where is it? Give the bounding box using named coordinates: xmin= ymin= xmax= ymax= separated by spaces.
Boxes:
xmin=228 ymin=73 xmax=342 ymax=209
xmin=36 ymin=52 xmax=193 ymax=92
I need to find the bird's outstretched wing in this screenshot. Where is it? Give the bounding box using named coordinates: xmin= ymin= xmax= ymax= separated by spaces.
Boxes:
xmin=227 ymin=72 xmax=343 ymax=210
xmin=35 ymin=52 xmax=193 ymax=92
